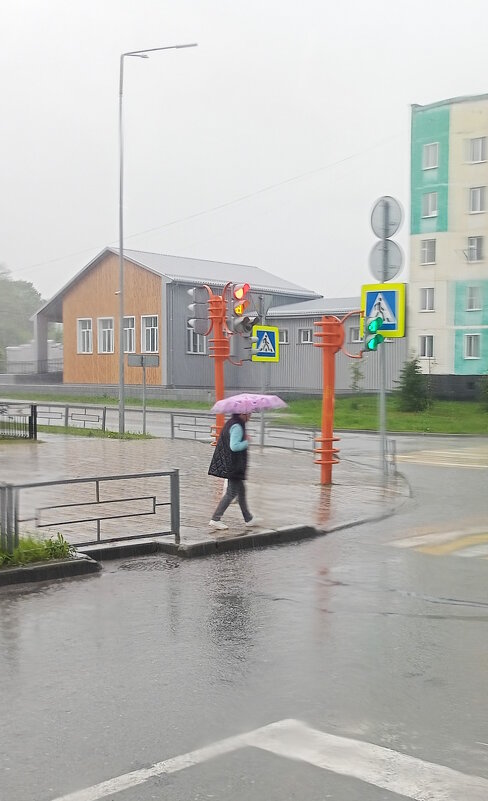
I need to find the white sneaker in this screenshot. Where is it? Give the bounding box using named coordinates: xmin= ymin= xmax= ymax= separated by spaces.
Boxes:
xmin=245 ymin=516 xmax=262 ymax=528
xmin=209 ymin=519 xmax=228 ymax=531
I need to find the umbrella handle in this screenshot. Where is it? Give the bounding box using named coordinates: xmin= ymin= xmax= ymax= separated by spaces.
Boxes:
xmin=227 ymin=357 xmax=243 ymax=366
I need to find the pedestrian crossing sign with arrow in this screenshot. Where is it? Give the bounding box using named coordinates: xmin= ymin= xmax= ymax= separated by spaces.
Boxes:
xmin=360 ymin=283 xmax=406 ymax=338
xmin=251 ymin=325 xmax=280 ymax=362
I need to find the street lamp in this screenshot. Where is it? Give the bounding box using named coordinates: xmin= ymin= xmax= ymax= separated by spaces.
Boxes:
xmin=118 ymin=43 xmax=197 ymax=433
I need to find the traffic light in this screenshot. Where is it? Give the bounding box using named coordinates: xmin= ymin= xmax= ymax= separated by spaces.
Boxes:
xmin=230 ymin=283 xmax=260 ymax=336
xmin=364 ymin=315 xmax=385 ymax=351
xmin=187 ymin=286 xmax=210 ymax=335
xmin=231 ymin=283 xmax=251 ymax=317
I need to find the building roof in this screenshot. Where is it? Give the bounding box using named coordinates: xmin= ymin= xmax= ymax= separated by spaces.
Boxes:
xmin=412 ymin=92 xmax=488 ymax=113
xmin=35 ymin=247 xmax=320 ymax=320
xmin=268 ymin=296 xmax=360 ymax=318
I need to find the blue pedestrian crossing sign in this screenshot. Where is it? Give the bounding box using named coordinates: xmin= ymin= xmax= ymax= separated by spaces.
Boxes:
xmin=360 ymin=283 xmax=406 ymax=338
xmin=251 ymin=325 xmax=280 ymax=362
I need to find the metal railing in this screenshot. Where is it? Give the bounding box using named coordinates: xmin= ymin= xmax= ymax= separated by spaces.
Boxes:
xmin=0 ymin=470 xmax=180 ymax=553
xmin=0 ymin=402 xmax=37 ymax=439
xmin=6 ymin=359 xmax=63 ymax=375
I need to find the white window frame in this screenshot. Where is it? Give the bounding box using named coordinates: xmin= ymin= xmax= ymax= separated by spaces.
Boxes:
xmin=141 ymin=315 xmax=159 ymax=353
xmin=467 ymin=236 xmax=483 ymax=262
xmin=419 ymin=335 xmax=434 ymax=359
xmin=77 ymin=318 xmax=92 ymax=354
xmin=464 ymin=334 xmax=480 ymax=359
xmin=97 ymin=317 xmax=114 ymax=354
xmin=469 ymin=186 xmax=486 ymax=214
xmin=466 ymin=286 xmax=482 ymax=311
xmin=468 ymin=136 xmax=487 ymax=164
xmin=422 ymin=192 xmax=438 ymax=218
xmin=278 ymin=329 xmax=289 ymax=345
xmin=186 ymin=326 xmax=206 ymax=355
xmin=419 ymin=287 xmax=435 ymax=312
xmin=349 ymin=326 xmax=361 ymax=343
xmin=123 ymin=316 xmax=135 ymax=354
xmin=298 ymin=328 xmax=313 ymax=344
xmin=420 ymin=239 xmax=436 ymax=265
xmin=422 ymin=142 xmax=439 ymax=170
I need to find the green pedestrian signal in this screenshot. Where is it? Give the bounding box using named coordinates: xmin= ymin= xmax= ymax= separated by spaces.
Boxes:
xmin=364 ymin=315 xmax=385 ymax=351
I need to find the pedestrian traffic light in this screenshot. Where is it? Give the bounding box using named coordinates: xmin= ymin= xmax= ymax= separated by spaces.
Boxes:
xmin=364 ymin=315 xmax=385 ymax=351
xmin=187 ymin=286 xmax=210 ymax=335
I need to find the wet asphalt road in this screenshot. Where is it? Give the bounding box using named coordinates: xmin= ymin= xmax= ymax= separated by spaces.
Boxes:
xmin=1 ymin=450 xmax=487 ymax=801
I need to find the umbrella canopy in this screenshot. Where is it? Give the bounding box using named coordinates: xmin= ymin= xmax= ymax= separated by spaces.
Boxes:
xmin=211 ymin=393 xmax=287 ymax=415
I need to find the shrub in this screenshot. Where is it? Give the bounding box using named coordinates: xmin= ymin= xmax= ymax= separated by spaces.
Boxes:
xmin=0 ymin=533 xmax=75 ymax=567
xmin=396 ymin=357 xmax=430 ymax=412
xmin=480 ymin=374 xmax=488 ymax=412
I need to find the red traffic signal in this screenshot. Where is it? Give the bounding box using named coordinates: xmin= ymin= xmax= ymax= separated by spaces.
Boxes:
xmin=233 ymin=283 xmax=250 ymax=301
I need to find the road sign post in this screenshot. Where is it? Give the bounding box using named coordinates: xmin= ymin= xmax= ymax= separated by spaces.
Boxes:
xmin=127 ymin=354 xmax=160 ymax=434
xmin=369 ymin=196 xmax=404 ymax=478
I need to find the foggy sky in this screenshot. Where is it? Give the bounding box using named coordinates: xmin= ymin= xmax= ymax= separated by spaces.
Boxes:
xmin=1 ymin=0 xmax=488 ymax=301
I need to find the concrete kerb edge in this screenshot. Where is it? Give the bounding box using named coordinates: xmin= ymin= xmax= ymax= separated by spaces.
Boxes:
xmin=0 ymin=555 xmax=101 ymax=587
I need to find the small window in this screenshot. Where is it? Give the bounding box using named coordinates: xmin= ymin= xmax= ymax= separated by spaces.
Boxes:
xmin=298 ymin=328 xmax=313 ymax=344
xmin=420 ymin=239 xmax=436 ymax=265
xmin=77 ymin=318 xmax=92 ymax=354
xmin=466 ymin=286 xmax=482 ymax=311
xmin=278 ymin=329 xmax=289 ymax=345
xmin=419 ymin=335 xmax=434 ymax=358
xmin=141 ymin=315 xmax=158 ymax=353
xmin=468 ymin=137 xmax=487 ymax=163
xmin=464 ymin=334 xmax=480 ymax=359
xmin=469 ymin=186 xmax=486 ymax=213
xmin=467 ymin=236 xmax=483 ymax=262
xmin=422 ymin=192 xmax=438 ymax=218
xmin=420 ymin=288 xmax=435 ymax=312
xmin=97 ymin=318 xmax=114 ymax=354
xmin=423 ymin=142 xmax=439 ymax=170
xmin=124 ymin=316 xmax=135 ymax=353
xmin=186 ymin=327 xmax=206 ymax=355
xmin=349 ymin=326 xmax=361 ymax=343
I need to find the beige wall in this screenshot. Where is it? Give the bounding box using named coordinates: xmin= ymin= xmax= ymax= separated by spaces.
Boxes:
xmin=63 ymin=252 xmax=163 ymax=385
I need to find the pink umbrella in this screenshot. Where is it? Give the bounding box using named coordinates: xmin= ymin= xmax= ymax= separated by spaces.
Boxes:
xmin=211 ymin=393 xmax=287 ymax=415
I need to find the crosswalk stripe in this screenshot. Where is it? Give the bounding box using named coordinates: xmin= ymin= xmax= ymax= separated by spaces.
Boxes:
xmin=417 ymin=533 xmax=488 ymax=556
xmin=49 ymin=718 xmax=488 ymax=801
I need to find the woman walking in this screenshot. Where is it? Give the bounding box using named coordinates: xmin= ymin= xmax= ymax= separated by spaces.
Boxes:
xmin=208 ymin=412 xmax=261 ymax=531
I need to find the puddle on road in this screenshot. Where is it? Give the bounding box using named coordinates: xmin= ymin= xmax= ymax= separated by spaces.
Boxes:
xmin=117 ymin=556 xmax=180 ymax=571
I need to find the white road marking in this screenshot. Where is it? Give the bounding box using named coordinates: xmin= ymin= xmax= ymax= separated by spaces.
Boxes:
xmin=251 ymin=720 xmax=488 ymax=801
xmin=49 ymin=718 xmax=488 ymax=801
xmin=391 ymin=528 xmax=483 ymax=549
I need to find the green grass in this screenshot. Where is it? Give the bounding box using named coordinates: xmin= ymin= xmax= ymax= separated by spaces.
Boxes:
xmin=0 ymin=390 xmax=209 ymax=410
xmin=0 ymin=533 xmax=75 ymax=568
xmin=277 ymin=396 xmax=488 ymax=435
xmin=37 ymin=425 xmax=152 ymax=439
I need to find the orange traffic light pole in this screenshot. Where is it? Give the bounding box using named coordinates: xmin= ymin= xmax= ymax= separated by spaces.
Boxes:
xmin=202 ymin=283 xmax=233 ymax=444
xmin=314 ymin=311 xmax=363 ymax=485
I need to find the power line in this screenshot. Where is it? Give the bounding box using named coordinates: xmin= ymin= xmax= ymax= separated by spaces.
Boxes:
xmin=11 ymin=131 xmax=404 ymax=278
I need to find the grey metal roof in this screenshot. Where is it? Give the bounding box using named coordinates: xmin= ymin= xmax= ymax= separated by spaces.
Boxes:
xmin=34 ymin=247 xmax=320 ymax=320
xmin=268 ymin=296 xmax=360 ymax=318
xmin=117 ymin=248 xmax=319 ymax=297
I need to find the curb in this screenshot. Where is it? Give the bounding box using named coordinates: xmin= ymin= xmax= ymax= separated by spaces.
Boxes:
xmin=0 ymin=554 xmax=101 ymax=587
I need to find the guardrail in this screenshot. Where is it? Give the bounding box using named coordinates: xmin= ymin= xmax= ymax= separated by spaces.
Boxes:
xmin=0 ymin=402 xmax=37 ymax=439
xmin=0 ymin=470 xmax=180 ymax=553
xmin=15 ymin=402 xmax=317 ymax=451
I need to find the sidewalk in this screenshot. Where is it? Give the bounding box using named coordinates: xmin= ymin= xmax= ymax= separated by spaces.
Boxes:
xmin=0 ymin=433 xmax=409 ymax=559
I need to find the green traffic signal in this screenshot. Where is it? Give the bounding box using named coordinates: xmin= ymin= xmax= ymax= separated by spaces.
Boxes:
xmin=364 ymin=314 xmax=385 ymax=351
xmin=367 ymin=315 xmax=383 ymax=333
xmin=366 ymin=333 xmax=385 ymax=351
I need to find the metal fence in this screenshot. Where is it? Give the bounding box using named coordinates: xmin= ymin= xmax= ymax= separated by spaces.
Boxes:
xmin=0 ymin=402 xmax=37 ymax=439
xmin=0 ymin=469 xmax=180 ymax=554
xmin=6 ymin=359 xmax=63 ymax=375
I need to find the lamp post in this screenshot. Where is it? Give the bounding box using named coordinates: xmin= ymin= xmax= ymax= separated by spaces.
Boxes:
xmin=118 ymin=43 xmax=197 ymax=433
